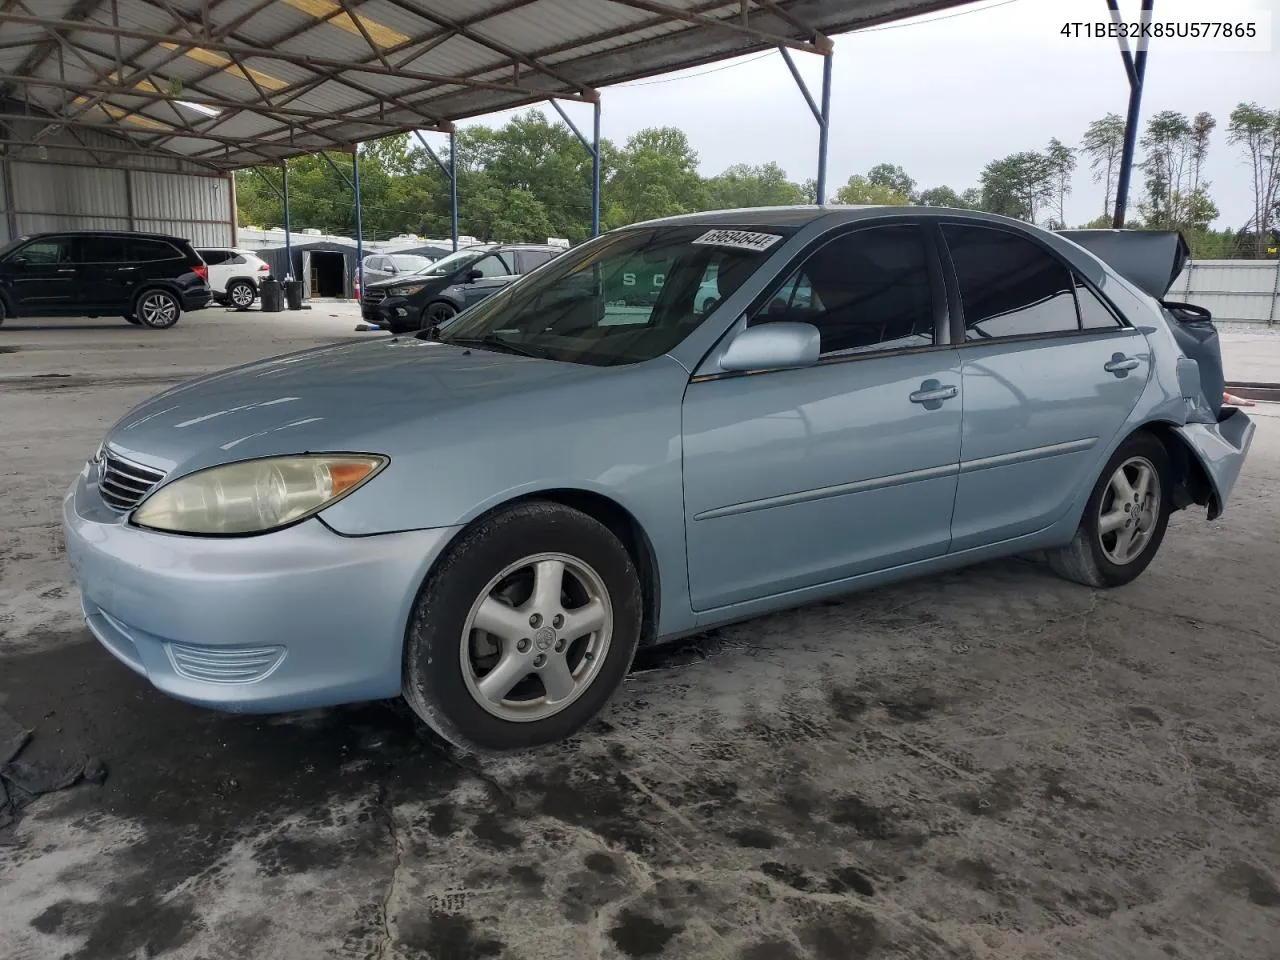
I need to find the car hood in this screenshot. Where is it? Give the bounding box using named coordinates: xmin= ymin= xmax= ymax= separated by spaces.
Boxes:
xmin=365 ymin=271 xmax=453 ymax=290
xmin=104 ymin=337 xmax=609 ymax=473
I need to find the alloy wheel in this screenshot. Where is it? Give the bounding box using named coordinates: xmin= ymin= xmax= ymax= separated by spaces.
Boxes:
xmin=139 ymin=292 xmax=178 ymax=327
xmin=459 ymin=552 xmax=613 ymax=723
xmin=1097 ymin=455 xmax=1161 ymax=565
xmin=229 ymin=283 xmax=255 ymax=308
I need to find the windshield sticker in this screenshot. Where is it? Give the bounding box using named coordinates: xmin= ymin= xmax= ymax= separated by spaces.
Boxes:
xmin=691 ymin=229 xmax=783 ymax=252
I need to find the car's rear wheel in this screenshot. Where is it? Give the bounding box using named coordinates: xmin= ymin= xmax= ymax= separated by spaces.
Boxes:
xmin=421 ymin=300 xmax=457 ymax=330
xmin=228 ymin=280 xmax=256 ymax=310
xmin=135 ymin=289 xmax=181 ymax=329
xmin=1048 ymin=431 xmax=1172 ymax=588
xmin=403 ymin=502 xmax=642 ymax=753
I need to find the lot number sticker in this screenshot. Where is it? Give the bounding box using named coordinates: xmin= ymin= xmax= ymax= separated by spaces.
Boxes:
xmin=691 ymin=229 xmax=783 ymax=252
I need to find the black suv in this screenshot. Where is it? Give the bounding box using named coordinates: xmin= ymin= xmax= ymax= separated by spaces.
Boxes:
xmin=0 ymin=230 xmax=213 ymax=329
xmin=361 ymin=243 xmax=563 ymax=334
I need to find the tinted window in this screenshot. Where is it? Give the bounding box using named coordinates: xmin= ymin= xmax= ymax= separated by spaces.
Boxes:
xmin=943 ymin=225 xmax=1078 ymax=339
xmin=12 ymin=237 xmax=74 ymax=264
xmin=752 ymin=224 xmax=936 ymax=356
xmin=472 ymin=253 xmax=514 ymax=278
xmin=199 ymin=249 xmax=230 ymax=265
xmin=129 ymin=238 xmax=180 ymax=262
xmin=229 ymin=254 xmax=246 ymax=265
xmin=1076 ymin=278 xmax=1123 ymax=329
xmin=518 ymin=250 xmax=552 ymax=273
xmin=389 ymin=254 xmax=430 ymax=271
xmin=78 ymin=236 xmax=126 ymax=262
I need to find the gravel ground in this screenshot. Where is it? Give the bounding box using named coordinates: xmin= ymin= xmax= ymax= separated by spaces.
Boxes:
xmin=2 ymin=308 xmax=1279 ymax=960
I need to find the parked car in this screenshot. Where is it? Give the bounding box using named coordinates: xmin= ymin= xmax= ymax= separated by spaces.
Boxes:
xmin=0 ymin=230 xmax=211 ymax=328
xmin=360 ymin=243 xmax=563 ymax=333
xmin=362 ymin=252 xmax=436 ymax=286
xmin=64 ymin=207 xmax=1253 ymax=753
xmin=197 ymin=247 xmax=271 ymax=309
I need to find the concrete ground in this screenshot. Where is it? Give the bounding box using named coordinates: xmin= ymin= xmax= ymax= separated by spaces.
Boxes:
xmin=2 ymin=307 xmax=1280 ymax=960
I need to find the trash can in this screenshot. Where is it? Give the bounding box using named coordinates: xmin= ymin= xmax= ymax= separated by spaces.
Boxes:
xmin=284 ymin=279 xmax=304 ymax=310
xmin=259 ymin=278 xmax=283 ymax=313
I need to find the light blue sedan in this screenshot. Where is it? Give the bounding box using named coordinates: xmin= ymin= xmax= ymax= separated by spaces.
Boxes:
xmin=63 ymin=207 xmax=1254 ymax=752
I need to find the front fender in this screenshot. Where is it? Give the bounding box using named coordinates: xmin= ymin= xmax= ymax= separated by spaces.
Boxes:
xmin=1171 ymin=408 xmax=1255 ymax=520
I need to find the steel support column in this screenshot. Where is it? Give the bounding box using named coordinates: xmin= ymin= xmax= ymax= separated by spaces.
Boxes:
xmin=353 ymin=144 xmax=364 ymax=299
xmin=591 ymin=98 xmax=601 ymax=236
xmin=1109 ymin=0 xmax=1154 ymax=228
xmin=413 ymin=129 xmax=459 ymax=252
xmin=282 ymin=161 xmax=292 ymax=280
xmin=550 ymin=96 xmax=602 ymax=237
xmin=779 ymin=44 xmax=834 ymax=204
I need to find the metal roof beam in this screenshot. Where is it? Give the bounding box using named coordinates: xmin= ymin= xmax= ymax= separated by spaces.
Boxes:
xmin=7 ymin=0 xmax=106 ymax=88
xmin=0 ymin=13 xmax=593 ymax=101
xmin=604 ymin=0 xmax=825 ymax=54
xmin=0 ymin=134 xmax=223 ymax=170
xmin=377 ymin=0 xmax=595 ymax=97
xmin=0 ymin=75 xmax=425 ymax=130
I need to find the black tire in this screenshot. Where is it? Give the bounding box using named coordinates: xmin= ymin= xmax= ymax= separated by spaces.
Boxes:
xmin=421 ymin=300 xmax=457 ymax=330
xmin=123 ymin=314 xmax=142 ymax=325
xmin=1048 ymin=431 xmax=1172 ymax=588
xmin=0 ymin=298 xmax=6 ymax=328
xmin=227 ymin=280 xmax=256 ymax=310
xmin=403 ymin=501 xmax=642 ymax=753
xmin=134 ymin=289 xmax=181 ymax=329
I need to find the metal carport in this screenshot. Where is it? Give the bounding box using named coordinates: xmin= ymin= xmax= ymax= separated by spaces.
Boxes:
xmin=0 ymin=0 xmax=1156 ymax=287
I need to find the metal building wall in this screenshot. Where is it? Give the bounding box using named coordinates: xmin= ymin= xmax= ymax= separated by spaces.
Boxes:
xmin=1171 ymin=260 xmax=1280 ymax=326
xmin=0 ymin=115 xmax=234 ymax=247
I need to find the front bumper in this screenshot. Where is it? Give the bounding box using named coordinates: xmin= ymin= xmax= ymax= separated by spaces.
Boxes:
xmin=360 ymin=295 xmax=418 ymax=330
xmin=62 ymin=466 xmax=460 ymax=713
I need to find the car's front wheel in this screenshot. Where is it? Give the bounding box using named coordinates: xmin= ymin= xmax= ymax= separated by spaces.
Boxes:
xmin=1048 ymin=431 xmax=1172 ymax=588
xmin=421 ymin=300 xmax=457 ymax=331
xmin=122 ymin=314 xmax=142 ymax=325
xmin=403 ymin=502 xmax=642 ymax=753
xmin=135 ymin=289 xmax=181 ymax=329
xmin=228 ymin=280 xmax=256 ymax=310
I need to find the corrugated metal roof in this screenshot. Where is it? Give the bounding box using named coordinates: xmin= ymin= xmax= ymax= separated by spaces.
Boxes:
xmin=0 ymin=0 xmax=978 ymax=170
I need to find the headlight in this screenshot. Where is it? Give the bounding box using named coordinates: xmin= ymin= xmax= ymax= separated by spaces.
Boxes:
xmin=132 ymin=454 xmax=388 ymax=535
xmin=388 ymin=283 xmax=427 ymax=297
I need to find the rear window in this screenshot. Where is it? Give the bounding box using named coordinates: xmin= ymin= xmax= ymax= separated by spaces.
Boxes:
xmin=129 ymin=238 xmax=181 ymax=262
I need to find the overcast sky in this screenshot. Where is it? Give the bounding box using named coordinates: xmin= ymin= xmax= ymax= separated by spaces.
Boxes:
xmin=459 ymin=0 xmax=1278 ymax=229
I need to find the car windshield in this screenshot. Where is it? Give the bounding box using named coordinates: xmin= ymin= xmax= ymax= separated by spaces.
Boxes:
xmin=432 ymin=225 xmax=792 ymax=366
xmin=416 ymin=249 xmax=486 ymax=277
xmin=390 ymin=254 xmax=432 ymax=271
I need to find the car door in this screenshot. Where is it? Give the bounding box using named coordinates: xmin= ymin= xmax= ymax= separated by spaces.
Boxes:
xmin=939 ymin=222 xmax=1151 ymax=552
xmin=461 ymin=252 xmax=517 ymax=307
xmin=75 ymin=235 xmax=128 ymax=310
xmin=2 ymin=236 xmax=78 ymax=313
xmin=681 ymin=222 xmax=963 ymax=612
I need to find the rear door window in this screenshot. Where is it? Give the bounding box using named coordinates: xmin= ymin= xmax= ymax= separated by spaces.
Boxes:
xmin=78 ymin=236 xmax=127 ymax=263
xmin=942 ymin=224 xmax=1079 ymax=339
xmin=129 ymin=238 xmax=181 ymax=262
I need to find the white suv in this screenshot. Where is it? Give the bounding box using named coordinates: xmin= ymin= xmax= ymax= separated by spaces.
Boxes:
xmin=197 ymin=247 xmax=271 ymax=309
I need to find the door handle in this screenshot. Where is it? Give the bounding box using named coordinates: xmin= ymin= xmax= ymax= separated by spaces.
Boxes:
xmin=56 ymin=267 xmax=76 ymax=273
xmin=1104 ymin=354 xmax=1140 ymax=375
xmin=909 ymin=380 xmax=958 ymax=408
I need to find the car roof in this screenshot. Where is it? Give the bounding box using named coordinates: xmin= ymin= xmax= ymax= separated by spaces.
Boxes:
xmin=23 ymin=229 xmax=190 ymax=242
xmin=622 ymin=204 xmax=1048 ymax=233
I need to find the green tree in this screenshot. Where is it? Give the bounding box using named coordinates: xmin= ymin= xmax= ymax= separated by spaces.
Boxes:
xmin=1227 ymin=102 xmax=1280 ymax=257
xmin=916 ymin=185 xmax=972 ymax=208
xmin=606 ymin=127 xmax=705 ymax=227
xmin=1081 ymin=112 xmax=1127 ymax=217
xmin=980 ymin=152 xmax=1052 ymax=221
xmin=1044 ymin=138 xmax=1077 ymax=229
xmin=866 ymin=163 xmax=916 ymax=200
xmin=834 ymin=174 xmax=909 ymax=205
xmin=704 ymin=162 xmax=805 ymax=209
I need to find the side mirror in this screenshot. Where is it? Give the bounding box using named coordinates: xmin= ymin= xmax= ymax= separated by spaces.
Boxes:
xmin=9 ymin=256 xmax=27 ymax=266
xmin=465 ymin=268 xmax=483 ymax=282
xmin=719 ymin=322 xmax=820 ymax=373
